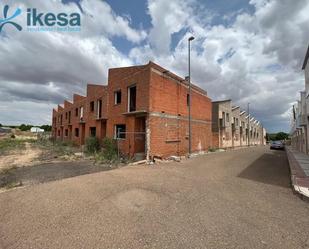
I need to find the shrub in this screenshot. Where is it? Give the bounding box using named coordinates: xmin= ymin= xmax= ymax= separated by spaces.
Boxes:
xmin=94 ymin=138 xmax=118 ymax=164
xmin=59 ymin=140 xmax=75 ymax=147
xmin=101 ymin=137 xmax=118 ymax=161
xmin=208 ymin=147 xmax=217 ymax=152
xmin=10 ymin=134 xmax=15 ymax=139
xmin=85 ymin=136 xmax=100 ymax=154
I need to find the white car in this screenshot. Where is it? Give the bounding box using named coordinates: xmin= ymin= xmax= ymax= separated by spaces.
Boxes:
xmin=270 ymin=141 xmax=284 ymax=150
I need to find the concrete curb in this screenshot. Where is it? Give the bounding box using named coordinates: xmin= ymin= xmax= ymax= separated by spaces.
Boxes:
xmin=285 ymin=147 xmax=309 ymax=200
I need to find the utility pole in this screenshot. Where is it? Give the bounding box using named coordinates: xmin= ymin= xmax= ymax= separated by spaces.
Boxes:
xmin=188 ymin=36 xmax=194 ymax=157
xmin=247 ymin=103 xmax=250 ymax=147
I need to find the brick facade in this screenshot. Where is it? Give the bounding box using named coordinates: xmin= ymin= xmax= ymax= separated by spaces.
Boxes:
xmin=52 ymin=61 xmax=213 ymax=159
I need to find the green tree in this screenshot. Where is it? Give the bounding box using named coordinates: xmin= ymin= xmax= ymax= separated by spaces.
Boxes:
xmin=19 ymin=124 xmax=27 ymax=131
xmin=0 ymin=123 xmax=2 ymax=127
xmin=267 ymin=132 xmax=289 ymax=141
xmin=275 ymin=132 xmax=289 ymax=140
xmin=40 ymin=125 xmax=52 ymax=132
xmin=19 ymin=124 xmax=32 ymax=131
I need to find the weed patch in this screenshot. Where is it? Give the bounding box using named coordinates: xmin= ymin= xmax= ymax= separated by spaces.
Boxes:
xmin=5 ymin=181 xmax=23 ymax=189
xmin=94 ymin=138 xmax=119 ymax=164
xmin=0 ymin=138 xmax=35 ymax=155
xmin=208 ymin=147 xmax=218 ymax=152
xmin=85 ymin=137 xmax=100 ymax=154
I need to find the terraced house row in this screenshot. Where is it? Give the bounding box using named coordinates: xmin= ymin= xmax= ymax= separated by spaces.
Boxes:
xmin=52 ymin=61 xmax=266 ymax=160
xmin=290 ymin=45 xmax=309 ymax=153
xmin=212 ymin=100 xmax=266 ymax=148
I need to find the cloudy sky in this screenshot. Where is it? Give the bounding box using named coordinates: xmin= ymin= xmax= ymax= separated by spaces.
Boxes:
xmin=0 ymin=0 xmax=308 ymax=132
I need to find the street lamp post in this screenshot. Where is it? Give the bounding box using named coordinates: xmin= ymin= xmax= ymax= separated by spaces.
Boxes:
xmin=188 ymin=36 xmax=194 ymax=157
xmin=247 ymin=102 xmax=250 ymax=147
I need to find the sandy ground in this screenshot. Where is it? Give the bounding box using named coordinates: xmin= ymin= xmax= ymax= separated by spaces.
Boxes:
xmin=0 ymin=146 xmax=308 ymax=249
xmin=0 ymin=142 xmax=42 ymax=171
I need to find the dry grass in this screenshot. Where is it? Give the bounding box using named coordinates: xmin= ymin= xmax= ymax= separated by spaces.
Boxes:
xmin=0 ymin=140 xmax=41 ymax=171
xmin=0 ymin=137 xmax=81 ymax=172
xmin=0 ymin=138 xmax=35 ymax=155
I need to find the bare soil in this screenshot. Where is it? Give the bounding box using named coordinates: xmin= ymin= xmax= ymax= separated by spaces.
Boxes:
xmin=0 ymin=160 xmax=113 ymax=189
xmin=0 ymin=138 xmax=109 ymax=189
xmin=0 ymin=142 xmax=41 ymax=171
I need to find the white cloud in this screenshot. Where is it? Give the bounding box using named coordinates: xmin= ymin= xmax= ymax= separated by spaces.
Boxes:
xmin=0 ymin=0 xmax=307 ymax=132
xmin=0 ymin=0 xmax=140 ymax=124
xmin=0 ymin=100 xmax=53 ymax=125
xmin=147 ymin=0 xmax=189 ymax=54
xmin=81 ymin=0 xmax=147 ymax=43
xmin=129 ymin=0 xmax=308 ymax=132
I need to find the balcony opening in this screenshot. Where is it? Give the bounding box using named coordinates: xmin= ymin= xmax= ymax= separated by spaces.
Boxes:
xmin=75 ymin=128 xmax=79 ymax=137
xmin=221 ymin=111 xmax=225 ymax=127
xmin=90 ymin=101 xmax=95 ymax=112
xmin=90 ymin=127 xmax=96 ymax=137
xmin=128 ymin=85 xmax=136 ymax=112
xmin=80 ymin=106 xmax=84 ymax=120
xmin=114 ymin=90 xmax=121 ymax=105
xmin=97 ymin=99 xmax=102 ymax=118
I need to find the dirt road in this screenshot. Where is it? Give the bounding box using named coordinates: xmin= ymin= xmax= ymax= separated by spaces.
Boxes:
xmin=0 ymin=147 xmax=308 ymax=249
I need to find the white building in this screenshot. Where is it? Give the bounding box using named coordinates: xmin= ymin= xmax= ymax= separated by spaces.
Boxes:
xmin=30 ymin=127 xmax=44 ymax=133
xmin=290 ymin=45 xmax=309 ymax=153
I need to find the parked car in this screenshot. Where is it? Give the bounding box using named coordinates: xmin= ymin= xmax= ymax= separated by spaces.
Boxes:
xmin=270 ymin=140 xmax=284 ymax=150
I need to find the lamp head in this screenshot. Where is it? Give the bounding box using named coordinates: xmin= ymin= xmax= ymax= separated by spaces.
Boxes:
xmin=188 ymin=36 xmax=195 ymax=41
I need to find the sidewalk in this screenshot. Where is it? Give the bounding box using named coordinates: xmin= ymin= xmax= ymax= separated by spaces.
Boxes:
xmin=286 ymin=146 xmax=309 ymax=198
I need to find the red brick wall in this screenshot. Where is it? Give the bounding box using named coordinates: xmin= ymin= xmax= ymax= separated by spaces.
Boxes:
xmin=83 ymin=85 xmax=108 ymax=141
xmin=148 ymin=115 xmax=212 ymax=158
xmin=149 ymin=70 xmax=211 ymax=121
xmin=52 ymin=84 xmax=108 ymax=146
xmin=212 ymin=132 xmax=219 ymax=148
xmin=52 ymin=62 xmax=213 ymax=159
xmin=70 ymin=97 xmax=86 ymax=145
xmin=106 ymin=65 xmax=150 ymax=157
xmin=148 ymin=68 xmax=212 ymax=158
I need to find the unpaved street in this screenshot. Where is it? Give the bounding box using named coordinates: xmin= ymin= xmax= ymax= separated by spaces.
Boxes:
xmin=0 ymin=147 xmax=308 ymax=249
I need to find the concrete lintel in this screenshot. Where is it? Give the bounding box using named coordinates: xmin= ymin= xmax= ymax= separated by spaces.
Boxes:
xmin=149 ymin=112 xmax=211 ymax=124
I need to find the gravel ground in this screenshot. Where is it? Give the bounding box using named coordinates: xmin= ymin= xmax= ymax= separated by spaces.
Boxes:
xmin=0 ymin=146 xmax=308 ymax=249
xmin=0 ymin=161 xmax=112 ymax=188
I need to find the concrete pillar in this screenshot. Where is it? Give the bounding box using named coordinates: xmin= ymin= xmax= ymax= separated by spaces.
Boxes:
xmin=146 ymin=116 xmax=151 ymax=163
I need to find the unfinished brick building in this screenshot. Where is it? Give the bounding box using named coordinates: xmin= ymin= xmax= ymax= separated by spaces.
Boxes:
xmin=52 ymin=61 xmax=213 ymax=160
